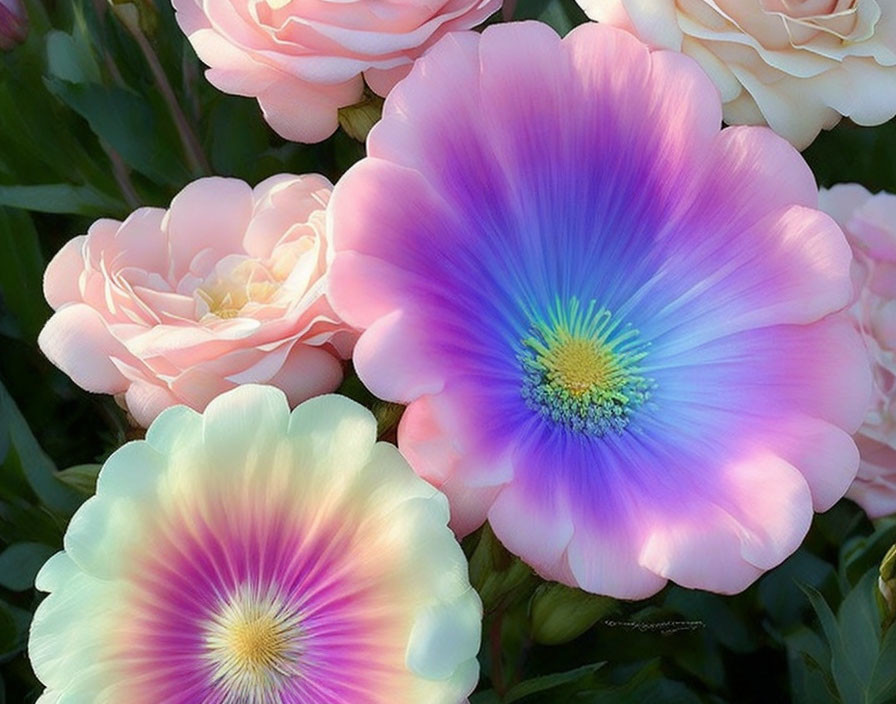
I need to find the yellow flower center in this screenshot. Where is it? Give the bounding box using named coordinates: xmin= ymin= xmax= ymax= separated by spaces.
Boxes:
xmin=198 ymin=261 xmax=281 ymax=320
xmin=520 ymin=297 xmax=652 ymax=436
xmin=226 ymin=614 xmax=290 ymax=671
xmin=204 ymin=587 xmax=304 ymax=696
xmin=540 ymin=337 xmax=619 ymax=398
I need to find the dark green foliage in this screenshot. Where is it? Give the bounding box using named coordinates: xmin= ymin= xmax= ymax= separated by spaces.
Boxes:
xmin=0 ymin=0 xmax=894 ymax=702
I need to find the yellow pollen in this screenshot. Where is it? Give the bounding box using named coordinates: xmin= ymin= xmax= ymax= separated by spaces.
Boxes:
xmin=541 ymin=338 xmax=617 ymax=397
xmin=198 ymin=261 xmax=281 ymax=320
xmin=227 ymin=615 xmax=288 ymax=670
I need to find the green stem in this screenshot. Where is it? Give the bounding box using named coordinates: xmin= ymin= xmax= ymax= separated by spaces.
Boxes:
xmin=100 ymin=140 xmax=140 ymax=209
xmin=490 ymin=607 xmax=507 ymax=699
xmin=119 ymin=13 xmax=210 ymax=176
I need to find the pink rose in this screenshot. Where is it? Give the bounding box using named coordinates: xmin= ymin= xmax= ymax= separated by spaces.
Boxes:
xmin=820 ymin=184 xmax=896 ymax=518
xmin=0 ymin=0 xmax=27 ymax=51
xmin=38 ymin=175 xmax=356 ymax=427
xmin=171 ymin=0 xmax=501 ymax=143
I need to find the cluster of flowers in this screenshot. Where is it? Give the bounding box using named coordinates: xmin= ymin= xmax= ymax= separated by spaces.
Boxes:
xmin=25 ymin=1 xmax=896 ymax=701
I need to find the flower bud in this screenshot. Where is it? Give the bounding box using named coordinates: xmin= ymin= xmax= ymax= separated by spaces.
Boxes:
xmin=338 ymin=91 xmax=384 ymax=143
xmin=529 ymin=582 xmax=616 ymax=645
xmin=878 ymin=543 xmax=896 ymax=630
xmin=0 ymin=0 xmax=27 ymax=51
xmin=109 ymin=0 xmax=158 ymax=36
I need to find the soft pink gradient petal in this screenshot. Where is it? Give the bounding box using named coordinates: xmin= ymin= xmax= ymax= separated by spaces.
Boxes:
xmin=353 ymin=311 xmax=445 ymax=402
xmin=566 ymin=517 xmax=669 ymax=599
xmin=488 ymin=481 xmax=577 ymax=586
xmin=38 ymin=305 xmax=130 ymax=393
xmin=645 ymin=204 xmax=853 ymax=350
xmin=165 ymin=178 xmax=254 ymax=275
xmin=641 ymin=454 xmax=813 ymax=593
xmin=265 ymin=343 xmax=344 ymax=406
xmin=848 ymin=436 xmax=896 ymax=518
xmin=112 ymin=209 xmax=168 ymax=274
xmin=364 ymin=64 xmax=412 ymax=96
xmin=399 ymin=396 xmax=500 ymax=536
xmin=581 ymin=0 xmax=683 ymax=50
xmin=771 ymin=415 xmax=861 ymax=512
xmin=125 ymin=383 xmax=180 ymax=429
xmin=818 ymin=183 xmax=896 ymax=520
xmin=257 ymin=76 xmax=364 ymax=144
xmin=42 ymin=236 xmax=86 ymax=309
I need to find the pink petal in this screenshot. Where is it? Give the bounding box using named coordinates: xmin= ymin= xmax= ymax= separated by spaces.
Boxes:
xmin=43 ymin=236 xmax=86 ymax=309
xmin=265 ymin=343 xmax=344 ymax=406
xmin=165 ymin=177 xmax=254 ymax=276
xmin=125 ymin=382 xmax=180 ymax=427
xmin=256 ymin=75 xmax=363 ymax=143
xmin=38 ymin=305 xmax=131 ymax=393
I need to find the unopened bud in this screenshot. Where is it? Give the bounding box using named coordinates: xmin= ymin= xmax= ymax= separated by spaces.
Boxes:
xmin=530 ymin=582 xmax=617 ymax=645
xmin=109 ymin=0 xmax=159 ymax=36
xmin=373 ymin=401 xmax=404 ymax=439
xmin=878 ymin=544 xmax=896 ymax=630
xmin=0 ymin=0 xmax=27 ymax=51
xmin=338 ymin=90 xmax=384 ymax=143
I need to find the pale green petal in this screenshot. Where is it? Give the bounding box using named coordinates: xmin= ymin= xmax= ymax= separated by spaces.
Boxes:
xmin=34 ymin=552 xmax=78 ymax=593
xmin=144 ymin=403 xmax=202 ymax=454
xmin=406 ymin=586 xmax=482 ymax=679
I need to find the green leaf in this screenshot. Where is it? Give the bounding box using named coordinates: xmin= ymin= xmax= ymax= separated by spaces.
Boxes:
xmin=55 ymin=464 xmax=101 ymax=497
xmin=470 ymin=692 xmax=502 ymax=704
xmin=801 ymin=582 xmax=868 ymax=704
xmin=580 ymin=660 xmax=703 ymax=704
xmin=0 ymin=380 xmax=82 ymax=515
xmin=665 ymin=587 xmax=758 ymax=653
xmin=0 ymin=599 xmax=32 ymax=659
xmin=0 ymin=184 xmax=123 ymax=217
xmin=205 ymin=95 xmax=271 ymax=178
xmin=840 ymin=521 xmax=896 ymax=588
xmin=868 ymin=624 xmax=896 ymax=704
xmin=786 ymin=626 xmax=839 ymax=704
xmin=0 ymin=500 xmax=64 ymax=546
xmin=44 ymin=78 xmax=188 ymax=186
xmin=0 ymin=542 xmax=56 ymax=591
xmin=761 ymin=549 xmax=837 ymax=631
xmin=837 ymin=571 xmax=882 ymax=687
xmin=511 ymin=0 xmax=588 ymax=35
xmin=504 ymin=663 xmax=605 ymax=702
xmin=45 ymin=29 xmax=101 ymax=84
xmin=0 ymin=208 xmax=48 ymax=341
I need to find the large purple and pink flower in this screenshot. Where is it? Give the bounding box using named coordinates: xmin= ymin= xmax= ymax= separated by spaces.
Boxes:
xmin=328 ymin=21 xmax=871 ymax=598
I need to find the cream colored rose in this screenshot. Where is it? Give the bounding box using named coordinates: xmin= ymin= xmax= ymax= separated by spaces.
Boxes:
xmin=581 ymin=0 xmax=896 ymax=148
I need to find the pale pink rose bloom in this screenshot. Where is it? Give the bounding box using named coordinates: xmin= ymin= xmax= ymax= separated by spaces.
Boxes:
xmin=820 ymin=184 xmax=896 ymax=518
xmin=171 ymin=0 xmax=501 ymax=143
xmin=582 ymin=0 xmax=896 ymax=149
xmin=39 ymin=175 xmax=356 ymax=427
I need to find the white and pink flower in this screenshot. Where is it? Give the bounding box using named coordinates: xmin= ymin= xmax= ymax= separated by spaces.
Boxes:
xmin=29 ymin=386 xmax=482 ymax=703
